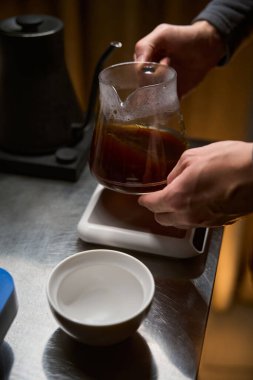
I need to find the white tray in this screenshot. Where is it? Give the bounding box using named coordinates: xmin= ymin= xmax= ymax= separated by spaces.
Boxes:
xmin=77 ymin=185 xmax=210 ymax=258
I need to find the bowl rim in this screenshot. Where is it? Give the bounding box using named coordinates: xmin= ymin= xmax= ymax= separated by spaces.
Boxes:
xmin=46 ymin=249 xmax=155 ymax=327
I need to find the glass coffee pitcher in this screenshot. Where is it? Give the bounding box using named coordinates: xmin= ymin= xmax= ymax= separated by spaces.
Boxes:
xmin=90 ymin=62 xmax=187 ymax=194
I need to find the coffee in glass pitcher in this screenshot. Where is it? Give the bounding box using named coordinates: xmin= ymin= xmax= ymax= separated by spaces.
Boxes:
xmin=90 ymin=62 xmax=187 ymax=194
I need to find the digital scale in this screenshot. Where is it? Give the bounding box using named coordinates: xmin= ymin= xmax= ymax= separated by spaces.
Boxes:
xmin=78 ymin=185 xmax=210 ymax=258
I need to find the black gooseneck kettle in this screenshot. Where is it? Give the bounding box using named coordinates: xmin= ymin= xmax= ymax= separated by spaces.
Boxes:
xmin=0 ymin=14 xmax=121 ymax=156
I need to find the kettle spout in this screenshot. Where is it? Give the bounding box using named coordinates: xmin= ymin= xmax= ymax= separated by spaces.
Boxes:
xmin=72 ymin=41 xmax=122 ymax=136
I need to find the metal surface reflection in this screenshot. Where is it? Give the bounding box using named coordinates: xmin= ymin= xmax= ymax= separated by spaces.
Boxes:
xmin=140 ymin=279 xmax=206 ymax=379
xmin=43 ymin=329 xmax=157 ymax=380
xmin=0 ymin=167 xmax=222 ymax=380
xmin=0 ymin=341 xmax=14 ymax=380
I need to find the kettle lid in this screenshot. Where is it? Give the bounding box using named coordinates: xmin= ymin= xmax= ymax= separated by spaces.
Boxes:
xmin=0 ymin=14 xmax=63 ymax=36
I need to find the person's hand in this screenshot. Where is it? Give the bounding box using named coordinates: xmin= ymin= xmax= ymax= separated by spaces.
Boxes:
xmin=134 ymin=21 xmax=225 ymax=97
xmin=138 ymin=141 xmax=253 ymax=228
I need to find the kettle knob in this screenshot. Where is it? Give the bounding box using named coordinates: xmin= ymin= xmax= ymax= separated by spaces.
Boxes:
xmin=16 ymin=15 xmax=43 ymax=32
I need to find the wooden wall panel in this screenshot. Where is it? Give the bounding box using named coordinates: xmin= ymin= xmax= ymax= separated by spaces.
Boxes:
xmin=1 ymin=1 xmax=252 ymax=142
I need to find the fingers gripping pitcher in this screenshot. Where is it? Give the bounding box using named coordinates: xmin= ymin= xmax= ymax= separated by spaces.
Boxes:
xmin=90 ymin=62 xmax=186 ymax=194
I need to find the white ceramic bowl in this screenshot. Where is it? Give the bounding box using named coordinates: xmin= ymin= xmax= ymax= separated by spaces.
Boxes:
xmin=46 ymin=249 xmax=155 ymax=346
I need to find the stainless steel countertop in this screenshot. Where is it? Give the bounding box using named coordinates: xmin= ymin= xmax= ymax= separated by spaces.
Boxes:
xmin=0 ymin=167 xmax=222 ymax=380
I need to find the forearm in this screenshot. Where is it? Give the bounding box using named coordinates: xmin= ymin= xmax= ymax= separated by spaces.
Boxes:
xmin=189 ymin=20 xmax=226 ymax=68
xmin=193 ymin=0 xmax=253 ymax=64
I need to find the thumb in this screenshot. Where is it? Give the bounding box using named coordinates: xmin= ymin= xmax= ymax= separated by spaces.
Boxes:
xmin=134 ymin=41 xmax=154 ymax=62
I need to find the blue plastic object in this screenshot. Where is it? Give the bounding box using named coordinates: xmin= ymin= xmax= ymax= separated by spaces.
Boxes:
xmin=0 ymin=268 xmax=18 ymax=343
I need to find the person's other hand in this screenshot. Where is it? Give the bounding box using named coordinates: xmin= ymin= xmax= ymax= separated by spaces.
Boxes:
xmin=138 ymin=141 xmax=253 ymax=228
xmin=134 ymin=21 xmax=225 ymax=97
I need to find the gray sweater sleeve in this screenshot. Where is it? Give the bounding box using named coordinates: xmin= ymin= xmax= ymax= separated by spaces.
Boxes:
xmin=193 ymin=0 xmax=253 ymax=64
